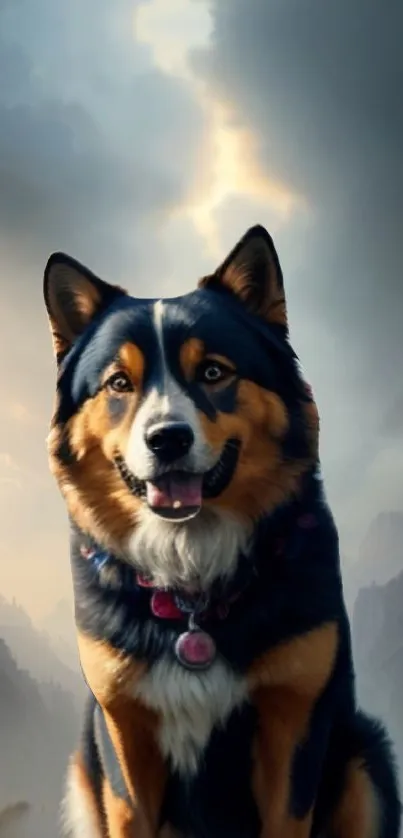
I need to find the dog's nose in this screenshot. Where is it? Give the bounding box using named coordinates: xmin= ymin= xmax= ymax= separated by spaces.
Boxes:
xmin=145 ymin=421 xmax=195 ymax=463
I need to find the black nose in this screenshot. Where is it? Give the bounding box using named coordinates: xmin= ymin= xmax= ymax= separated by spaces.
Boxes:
xmin=145 ymin=421 xmax=195 ymax=464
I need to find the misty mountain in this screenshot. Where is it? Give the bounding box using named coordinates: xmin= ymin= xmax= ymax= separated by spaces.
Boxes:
xmin=0 ymin=635 xmax=80 ymax=837
xmin=348 ymin=511 xmax=403 ymax=783
xmin=0 ymin=802 xmax=32 ymax=838
xmin=352 ymin=568 xmax=403 ymax=779
xmin=0 ymin=595 xmax=84 ymax=709
xmin=40 ymin=597 xmax=81 ymax=676
xmin=349 ymin=511 xmax=403 ymax=594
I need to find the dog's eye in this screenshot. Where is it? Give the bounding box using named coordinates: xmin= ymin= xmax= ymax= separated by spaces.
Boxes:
xmin=106 ymin=372 xmax=133 ymax=394
xmin=197 ymin=361 xmax=233 ymax=385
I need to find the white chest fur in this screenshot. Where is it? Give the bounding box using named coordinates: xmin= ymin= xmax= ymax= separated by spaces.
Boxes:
xmin=133 ymin=657 xmax=249 ymax=776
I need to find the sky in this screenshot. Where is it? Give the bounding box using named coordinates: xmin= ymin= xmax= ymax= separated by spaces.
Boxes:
xmin=1 ymin=0 xmax=402 ymax=622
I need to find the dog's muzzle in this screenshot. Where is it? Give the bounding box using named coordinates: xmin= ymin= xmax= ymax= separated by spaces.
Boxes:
xmin=114 ymin=438 xmax=241 ymax=522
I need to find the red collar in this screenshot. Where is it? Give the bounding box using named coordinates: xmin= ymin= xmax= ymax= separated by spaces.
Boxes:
xmin=79 ymin=545 xmax=244 ymax=622
xmin=136 ymin=573 xmax=243 ymax=622
xmin=79 ymin=508 xmax=318 ymax=624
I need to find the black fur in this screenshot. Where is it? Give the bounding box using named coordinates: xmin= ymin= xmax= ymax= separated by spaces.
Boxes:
xmin=161 ymin=705 xmax=260 ymax=838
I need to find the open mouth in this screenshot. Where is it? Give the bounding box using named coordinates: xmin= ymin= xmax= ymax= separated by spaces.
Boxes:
xmin=114 ymin=439 xmax=241 ymax=522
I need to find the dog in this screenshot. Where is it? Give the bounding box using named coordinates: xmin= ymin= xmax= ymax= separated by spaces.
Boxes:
xmin=43 ymin=225 xmax=401 ymax=838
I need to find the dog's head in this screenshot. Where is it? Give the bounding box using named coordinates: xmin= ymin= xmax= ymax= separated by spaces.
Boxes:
xmin=44 ymin=226 xmax=319 ymax=590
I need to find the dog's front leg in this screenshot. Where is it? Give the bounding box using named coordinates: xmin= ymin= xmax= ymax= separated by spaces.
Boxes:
xmin=78 ymin=631 xmax=168 ymax=838
xmin=249 ymin=623 xmax=338 ymax=838
xmin=252 ymin=685 xmax=317 ymax=838
xmin=100 ymin=699 xmax=166 ymax=838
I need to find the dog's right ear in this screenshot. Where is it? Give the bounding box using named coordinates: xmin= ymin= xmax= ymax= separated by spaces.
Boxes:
xmin=199 ymin=225 xmax=287 ymax=331
xmin=43 ymin=253 xmax=127 ymax=362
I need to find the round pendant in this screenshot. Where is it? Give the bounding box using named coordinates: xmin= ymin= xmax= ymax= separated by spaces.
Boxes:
xmin=175 ymin=628 xmax=216 ymax=671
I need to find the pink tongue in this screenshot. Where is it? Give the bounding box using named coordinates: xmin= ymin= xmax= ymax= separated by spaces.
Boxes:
xmin=146 ymin=474 xmax=203 ymax=509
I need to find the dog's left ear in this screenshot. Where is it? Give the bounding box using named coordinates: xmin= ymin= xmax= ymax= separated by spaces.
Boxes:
xmin=199 ymin=225 xmax=287 ymax=330
xmin=43 ymin=252 xmax=127 ymax=362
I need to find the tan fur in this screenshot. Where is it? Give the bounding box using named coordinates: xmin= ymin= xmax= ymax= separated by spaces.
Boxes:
xmin=200 ymin=379 xmax=317 ymax=521
xmin=76 ymin=633 xmax=167 ymax=836
xmin=118 ymin=342 xmax=145 ymax=385
xmin=47 ymin=339 xmax=147 ymax=552
xmin=328 ymin=759 xmax=381 ymax=838
xmin=179 ymin=337 xmax=205 ymax=380
xmin=102 ymin=701 xmax=167 ymax=838
xmin=47 ymin=432 xmax=141 ymax=553
xmin=46 ymin=263 xmax=111 ymax=357
xmin=103 ymin=781 xmax=137 ymax=838
xmin=247 ymin=622 xmax=339 ymax=694
xmin=76 ymin=632 xmax=146 ymax=707
xmin=179 ymin=338 xmax=236 ymax=384
xmin=250 ymin=624 xmax=339 ymax=838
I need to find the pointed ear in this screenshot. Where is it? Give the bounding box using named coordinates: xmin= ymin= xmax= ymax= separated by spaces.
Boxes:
xmin=43 ymin=253 xmax=127 ymax=361
xmin=199 ymin=225 xmax=287 ymax=330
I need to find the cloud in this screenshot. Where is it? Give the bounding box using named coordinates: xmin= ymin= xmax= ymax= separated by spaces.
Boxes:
xmin=0 ymin=0 xmax=212 ymax=282
xmin=135 ymin=0 xmax=213 ymax=76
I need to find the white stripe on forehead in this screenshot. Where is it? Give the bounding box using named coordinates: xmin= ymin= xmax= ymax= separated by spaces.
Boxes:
xmin=153 ymin=299 xmax=165 ymax=359
xmin=152 ymin=298 xmax=173 ymax=410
